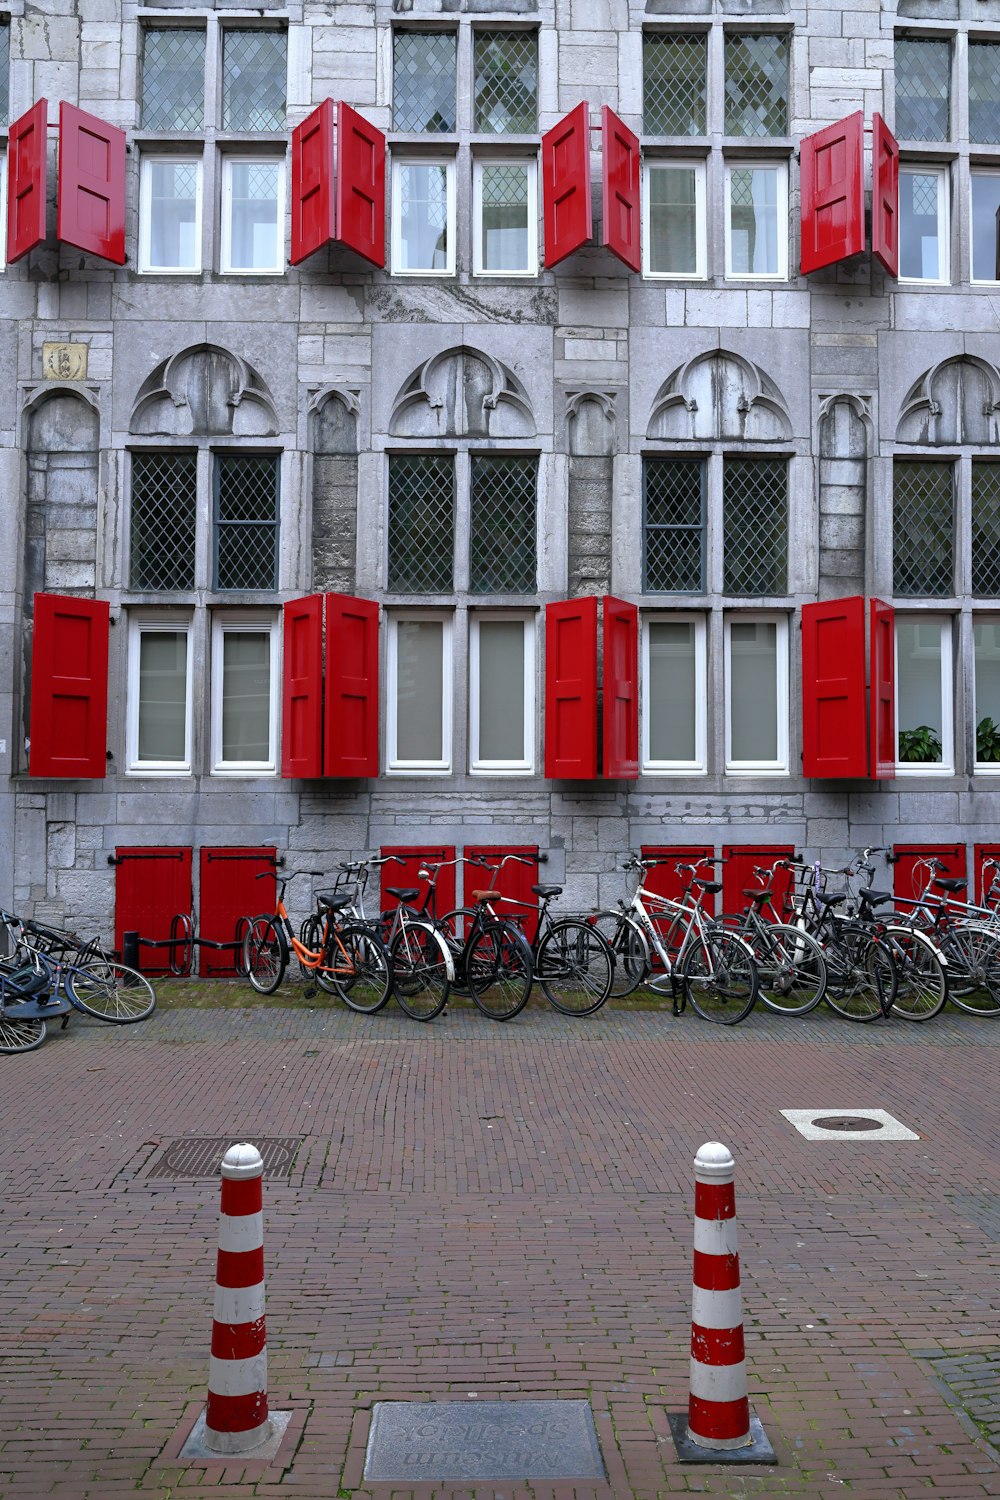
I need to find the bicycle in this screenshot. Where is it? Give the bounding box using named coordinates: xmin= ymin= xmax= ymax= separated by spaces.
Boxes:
xmin=781 ymin=857 xmax=901 ymax=1023
xmin=887 ymin=854 xmax=1000 ymax=1018
xmin=424 ymin=858 xmax=535 ymax=1021
xmin=2 ymin=910 xmax=157 ymax=1025
xmin=716 ymin=860 xmax=828 ymax=1016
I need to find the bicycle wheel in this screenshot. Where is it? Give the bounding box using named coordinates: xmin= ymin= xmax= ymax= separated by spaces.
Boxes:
xmin=331 ymin=925 xmax=392 ymax=1014
xmin=389 ymin=924 xmax=450 ymax=1021
xmin=752 ymin=923 xmax=827 ymax=1016
xmin=67 ymin=961 xmax=157 ymax=1023
xmin=536 ymin=919 xmax=614 ymax=1016
xmin=882 ymin=925 xmax=948 ymax=1021
xmin=681 ymin=931 xmax=758 ymax=1024
xmin=438 ymin=909 xmax=477 ymax=994
xmin=468 ymin=920 xmax=533 ymax=1021
xmin=588 ymin=911 xmax=650 ymax=998
xmin=0 ymin=1013 xmax=47 ymax=1053
xmin=823 ymin=933 xmax=896 ymax=1021
xmin=242 ymin=917 xmax=286 ymax=995
xmin=939 ymin=925 xmax=1000 ymax=1016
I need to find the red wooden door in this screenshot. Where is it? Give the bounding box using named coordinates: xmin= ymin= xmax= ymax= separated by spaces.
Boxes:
xmin=380 ymin=846 xmax=456 ymax=923
xmin=892 ymin=844 xmax=967 ymax=913
xmin=464 ymin=845 xmax=540 ymax=941
xmin=200 ymin=847 xmax=277 ymax=976
xmin=114 ymin=846 xmax=192 ymax=973
xmin=640 ymin=845 xmax=715 ymax=962
xmin=722 ymin=845 xmax=795 ymax=921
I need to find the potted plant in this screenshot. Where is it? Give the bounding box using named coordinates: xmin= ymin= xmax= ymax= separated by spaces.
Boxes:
xmin=897 ymin=724 xmax=943 ymax=763
xmin=977 ymin=716 xmax=1000 ymax=763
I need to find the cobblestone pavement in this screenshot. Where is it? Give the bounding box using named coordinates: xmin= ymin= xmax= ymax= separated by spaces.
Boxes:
xmin=1 ymin=995 xmax=998 ymax=1499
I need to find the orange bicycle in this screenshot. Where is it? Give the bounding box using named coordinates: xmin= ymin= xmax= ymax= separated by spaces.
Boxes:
xmin=242 ymin=871 xmax=392 ymax=1012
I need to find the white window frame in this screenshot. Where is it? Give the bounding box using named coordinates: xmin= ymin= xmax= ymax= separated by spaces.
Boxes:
xmin=642 ymin=159 xmax=707 ymax=280
xmin=386 ymin=611 xmax=454 ymax=774
xmin=138 ymin=154 xmax=204 ymax=275
xmin=126 ymin=616 xmax=194 ymax=776
xmin=472 ymin=156 xmax=538 ymax=278
xmin=723 ymin=159 xmax=789 ymax=281
xmin=220 ymin=154 xmax=286 ymax=276
xmin=469 ymin=611 xmax=535 ymax=773
xmin=391 ymin=156 xmax=457 ymax=276
xmin=969 ymin=166 xmax=1000 ymax=285
xmin=973 ymin=613 xmax=1000 ymax=774
xmin=898 ymin=163 xmax=950 ymax=285
xmin=0 ymin=154 xmax=6 ymax=272
xmin=894 ymin=613 xmax=954 ymax=776
xmin=724 ymin=613 xmax=789 ymax=774
xmin=642 ymin=613 xmax=708 ymax=774
xmin=210 ymin=614 xmax=279 ymax=776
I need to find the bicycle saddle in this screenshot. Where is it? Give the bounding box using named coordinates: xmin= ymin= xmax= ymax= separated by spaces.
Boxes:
xmin=385 ymin=887 xmax=421 ymax=903
xmin=743 ymin=886 xmax=772 ymax=900
xmin=315 ymin=894 xmax=353 ymax=913
xmin=857 ymin=888 xmax=892 ymax=905
xmin=471 ymin=889 xmax=501 ymax=902
xmin=697 ymin=879 xmax=723 ymax=894
xmin=532 ymin=883 xmax=562 ymax=897
xmin=816 ymin=891 xmax=847 ymax=908
xmin=934 ymin=877 xmax=967 ymax=892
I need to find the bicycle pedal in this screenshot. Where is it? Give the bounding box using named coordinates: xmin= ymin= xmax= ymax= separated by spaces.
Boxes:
xmin=303 ymin=986 xmax=317 ymax=1000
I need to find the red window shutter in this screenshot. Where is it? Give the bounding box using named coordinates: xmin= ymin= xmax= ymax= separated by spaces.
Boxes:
xmin=380 ymin=846 xmax=456 ymax=922
xmin=602 ymin=595 xmax=638 ymax=780
xmin=892 ymin=844 xmax=967 ymax=914
xmin=974 ymin=845 xmax=1000 ymax=905
xmin=334 ymin=102 xmax=386 ymax=268
xmin=7 ymin=100 xmax=48 ymax=263
xmin=30 ymin=593 xmax=109 ymax=778
xmin=601 ymin=106 xmax=640 ymax=272
xmin=801 ymin=597 xmax=868 ymax=778
xmin=872 ymin=113 xmax=899 ymax=278
xmin=325 ymin=593 xmax=379 ymax=777
xmin=799 ymin=111 xmax=864 ymax=275
xmin=114 ymin=846 xmax=192 ymax=975
xmin=542 ymin=102 xmax=592 ymax=268
xmin=869 ymin=599 xmax=895 ymax=779
xmin=464 ymin=846 xmax=540 ymax=942
xmin=57 ymin=103 xmax=126 ymax=264
xmin=200 ymin=847 xmax=277 ymax=976
xmin=281 ymin=594 xmax=325 ymax=779
xmin=544 ymin=597 xmax=598 ymax=779
xmin=291 ymin=99 xmax=336 ymax=265
xmin=722 ymin=845 xmax=796 ymax=921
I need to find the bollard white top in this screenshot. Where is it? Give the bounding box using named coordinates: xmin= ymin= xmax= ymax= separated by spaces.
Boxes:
xmin=220 ymin=1143 xmax=264 ymax=1181
xmin=693 ymin=1141 xmax=735 ymax=1183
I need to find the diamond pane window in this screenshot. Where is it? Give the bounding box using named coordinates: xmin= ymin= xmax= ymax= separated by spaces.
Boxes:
xmin=214 ymin=454 xmax=279 ymax=591
xmin=130 ymin=452 xmax=197 ymax=591
xmin=476 ymin=161 xmax=534 ymax=273
xmin=895 ymin=38 xmax=950 ymax=142
xmin=893 ymin=460 xmax=953 ymax=596
xmin=470 ymin=456 xmax=537 ymax=593
xmin=388 ymin=455 xmax=455 ymax=592
xmin=0 ymin=22 xmax=10 ymax=126
xmin=474 ymin=31 xmax=538 ymax=135
xmin=643 ymin=459 xmax=704 ymax=592
xmin=223 ymin=30 xmax=286 ymax=132
xmin=723 ymin=457 xmax=787 ymax=595
xmin=643 ymin=34 xmax=707 ymax=137
xmin=142 ymin=29 xmax=205 ymax=131
xmin=973 ymin=463 xmax=1000 ymax=596
xmin=724 ymin=35 xmax=788 ymax=138
xmin=970 ymin=44 xmax=1000 ymax=145
xmin=394 ymin=31 xmax=457 ymax=133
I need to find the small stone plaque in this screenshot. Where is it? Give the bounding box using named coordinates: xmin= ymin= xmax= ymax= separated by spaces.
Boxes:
xmin=364 ymin=1400 xmax=606 ymax=1482
xmin=43 ymin=342 xmax=88 ymax=380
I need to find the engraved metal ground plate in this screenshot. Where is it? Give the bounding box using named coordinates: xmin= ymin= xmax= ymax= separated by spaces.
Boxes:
xmin=364 ymin=1400 xmax=606 ymax=1482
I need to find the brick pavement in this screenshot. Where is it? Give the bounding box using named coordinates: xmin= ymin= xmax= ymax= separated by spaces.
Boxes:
xmin=0 ymin=998 xmax=997 ymax=1499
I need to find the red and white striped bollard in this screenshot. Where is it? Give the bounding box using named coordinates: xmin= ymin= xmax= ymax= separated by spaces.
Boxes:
xmin=687 ymin=1140 xmax=751 ymax=1450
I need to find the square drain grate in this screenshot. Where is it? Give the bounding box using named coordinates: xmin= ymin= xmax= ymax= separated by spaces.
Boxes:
xmin=147 ymin=1136 xmax=301 ymax=1181
xmin=364 ymin=1400 xmax=606 ymax=1483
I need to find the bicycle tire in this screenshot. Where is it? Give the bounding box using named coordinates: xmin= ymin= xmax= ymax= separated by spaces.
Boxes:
xmin=242 ymin=917 xmax=287 ymax=995
xmin=438 ymin=908 xmax=478 ymax=994
xmin=587 ymin=911 xmax=650 ymax=997
xmin=823 ymin=932 xmax=896 ymax=1022
xmin=750 ymin=923 xmax=827 ymax=1016
xmin=0 ymin=1013 xmax=47 ymax=1053
xmin=681 ymin=930 xmax=758 ymax=1024
xmin=389 ymin=924 xmax=450 ymax=1021
xmin=468 ymin=920 xmax=533 ymax=1021
xmin=938 ymin=925 xmax=1000 ymax=1016
xmin=882 ymin=925 xmax=948 ymax=1022
xmin=67 ymin=961 xmax=157 ymax=1023
xmin=332 ymin=924 xmax=392 ymax=1014
xmin=536 ymin=919 xmax=614 ymax=1016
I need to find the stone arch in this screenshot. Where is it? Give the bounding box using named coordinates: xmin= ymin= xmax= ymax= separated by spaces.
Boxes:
xmin=24 ymin=390 xmax=101 ymax=596
xmin=389 ymin=345 xmax=535 ymax=439
xmin=896 ymin=355 xmax=1000 ymax=445
xmin=567 ymin=391 xmax=616 ymax=457
xmin=310 ymin=387 xmax=359 ymax=456
xmin=646 ymin=349 xmax=791 ymax=442
xmin=129 ymin=343 xmax=279 ymax=438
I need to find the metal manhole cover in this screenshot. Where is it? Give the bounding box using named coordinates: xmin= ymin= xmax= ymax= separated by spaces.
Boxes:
xmin=812 ymin=1116 xmax=884 ymax=1132
xmin=147 ymin=1136 xmax=300 ymax=1180
xmin=364 ymin=1401 xmax=606 ymax=1482
xmin=780 ymin=1109 xmax=919 ymax=1141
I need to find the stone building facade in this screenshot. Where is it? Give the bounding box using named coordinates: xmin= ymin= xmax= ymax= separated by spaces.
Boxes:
xmin=2 ymin=0 xmax=1000 ymax=940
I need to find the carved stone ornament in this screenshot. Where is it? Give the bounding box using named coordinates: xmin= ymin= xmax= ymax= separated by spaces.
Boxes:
xmin=896 ymin=356 xmax=1000 ymax=445
xmin=130 ymin=344 xmax=279 ymax=438
xmin=389 ymin=345 xmax=535 ymax=439
xmin=42 ymin=343 xmax=88 ymax=381
xmin=647 ymin=349 xmax=791 ymax=442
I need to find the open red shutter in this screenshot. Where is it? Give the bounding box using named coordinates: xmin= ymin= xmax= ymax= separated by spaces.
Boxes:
xmin=869 ymin=598 xmax=895 ymax=779
xmin=281 ymin=594 xmax=324 ymax=778
xmin=57 ymin=103 xmax=126 ymax=264
xmin=7 ymin=100 xmax=48 ymax=263
xmin=602 ymin=595 xmax=638 ymax=779
xmin=872 ymin=113 xmax=899 ymax=278
xmin=325 ymin=593 xmax=379 ymax=777
xmin=114 ymin=846 xmax=192 ymax=974
xmin=799 ymin=111 xmax=864 ymax=274
xmin=30 ymin=593 xmax=109 ymax=778
xmin=291 ymin=99 xmax=336 ymax=265
xmin=380 ymin=846 xmax=456 ymax=920
xmin=801 ymin=596 xmax=868 ymax=777
xmin=722 ymin=845 xmax=796 ymax=921
xmin=542 ymin=102 xmax=592 ymax=267
xmin=200 ymin=847 xmax=277 ymax=976
xmin=601 ymin=106 xmax=640 ymax=272
xmin=545 ymin=597 xmax=598 ymax=778
xmin=335 ymin=102 xmax=386 ymax=268
xmin=464 ymin=846 xmax=540 ymax=942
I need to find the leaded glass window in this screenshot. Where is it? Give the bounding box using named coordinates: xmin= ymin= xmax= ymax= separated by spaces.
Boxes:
xmin=474 ymin=31 xmax=537 ymax=134
xmin=724 ymin=35 xmax=788 ymax=138
xmin=470 ymin=456 xmax=537 ymax=592
xmin=142 ymin=28 xmax=205 ymax=132
xmin=643 ymin=34 xmax=707 ymax=136
xmin=972 ymin=463 xmax=1000 ymax=596
xmin=0 ymin=22 xmax=11 ymax=126
xmin=970 ymin=43 xmax=1000 ymax=145
xmin=214 ymin=454 xmax=279 ymax=591
xmin=722 ymin=457 xmax=787 ymax=595
xmin=394 ymin=31 xmax=457 ymax=133
xmin=895 ymin=38 xmax=951 ymax=142
xmin=893 ymin=460 xmax=954 ymax=597
xmin=475 ymin=161 xmax=535 ymax=274
xmin=643 ymin=459 xmax=705 ymax=592
xmin=222 ymin=30 xmax=285 ymax=132
xmin=130 ymin=452 xmax=197 ymax=591
xmin=388 ymin=455 xmax=455 ymax=593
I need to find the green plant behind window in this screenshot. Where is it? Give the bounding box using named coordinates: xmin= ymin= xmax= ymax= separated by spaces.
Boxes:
xmin=976 ymin=715 xmax=1000 ymax=762
xmin=898 ymin=724 xmax=942 ymax=763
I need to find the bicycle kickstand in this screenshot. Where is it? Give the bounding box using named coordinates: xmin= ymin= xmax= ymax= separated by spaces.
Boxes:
xmin=670 ymin=971 xmax=684 ymax=1017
